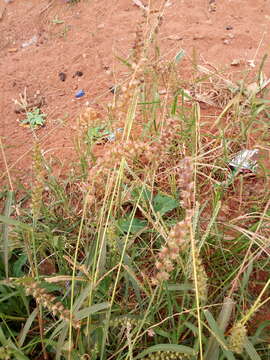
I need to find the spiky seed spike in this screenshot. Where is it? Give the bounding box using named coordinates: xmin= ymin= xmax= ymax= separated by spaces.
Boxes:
xmin=228 ymin=322 xmax=247 ymax=354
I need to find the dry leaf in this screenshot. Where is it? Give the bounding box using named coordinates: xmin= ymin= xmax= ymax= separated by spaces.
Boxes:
xmin=168 ymin=34 xmax=183 ymax=41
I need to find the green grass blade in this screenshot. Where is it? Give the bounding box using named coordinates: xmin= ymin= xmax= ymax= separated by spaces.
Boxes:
xmin=200 ymin=200 xmax=221 ymax=247
xmin=18 ymin=308 xmax=38 ymax=347
xmin=0 ymin=214 xmax=32 ymax=231
xmin=204 ymin=307 xmax=235 ymax=360
xmin=244 ymin=339 xmax=261 ymax=360
xmin=76 ymin=302 xmax=110 ymax=320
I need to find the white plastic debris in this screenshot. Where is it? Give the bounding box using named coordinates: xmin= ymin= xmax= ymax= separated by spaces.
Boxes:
xmin=247 ymin=59 xmax=256 ymax=68
xmin=231 ymin=59 xmax=241 ymax=66
xmin=229 ymin=149 xmax=259 ymax=173
xmin=106 ymin=128 xmax=124 ymax=142
xmin=22 ymin=35 xmax=38 ymax=48
xmin=132 ymin=0 xmax=148 ymax=11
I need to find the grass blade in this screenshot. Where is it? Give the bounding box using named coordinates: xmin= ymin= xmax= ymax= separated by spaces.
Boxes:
xmin=18 ymin=308 xmax=38 ymax=347
xmin=244 ymin=339 xmax=261 ymax=360
xmin=1 ymin=191 xmax=14 ymax=277
xmin=204 ymin=305 xmax=235 ymax=360
xmin=76 ymin=302 xmax=110 ymax=320
xmin=0 ymin=214 xmax=32 ymax=231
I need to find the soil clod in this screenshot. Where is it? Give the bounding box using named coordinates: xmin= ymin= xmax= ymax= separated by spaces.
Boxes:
xmin=73 ymin=71 xmax=83 ymax=78
xmin=59 ymin=72 xmax=67 ymax=81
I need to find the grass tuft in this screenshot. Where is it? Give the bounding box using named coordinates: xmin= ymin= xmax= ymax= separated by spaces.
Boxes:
xmin=0 ymin=5 xmax=270 ymax=359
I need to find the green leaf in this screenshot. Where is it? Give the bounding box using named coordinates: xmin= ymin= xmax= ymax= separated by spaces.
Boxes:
xmin=13 ymin=254 xmax=28 ymax=277
xmin=152 ymin=328 xmax=171 ymax=339
xmin=134 ymin=344 xmax=196 ymax=360
xmin=24 ymin=108 xmax=46 ymax=128
xmin=131 ymin=187 xmax=152 ymax=203
xmin=39 ymin=282 xmax=63 ymax=293
xmin=117 ymin=217 xmax=148 ymax=234
xmin=153 ymin=193 xmax=179 ymax=216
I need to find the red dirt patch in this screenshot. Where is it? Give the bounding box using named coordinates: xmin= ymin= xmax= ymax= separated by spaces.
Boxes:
xmin=1 ymin=0 xmax=270 ymax=187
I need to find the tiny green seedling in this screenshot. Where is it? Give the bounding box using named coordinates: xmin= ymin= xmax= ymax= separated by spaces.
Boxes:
xmin=59 ymin=24 xmax=71 ymax=39
xmin=52 ymin=16 xmax=64 ymax=25
xmin=85 ymin=125 xmax=110 ymax=144
xmin=21 ymin=108 xmax=46 ymax=129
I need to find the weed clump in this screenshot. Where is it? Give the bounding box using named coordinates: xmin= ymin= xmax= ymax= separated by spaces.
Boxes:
xmin=1 ymin=3 xmax=270 ymax=359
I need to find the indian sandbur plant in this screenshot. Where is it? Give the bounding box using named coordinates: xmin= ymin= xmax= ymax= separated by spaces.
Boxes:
xmin=1 ymin=3 xmax=270 ymax=360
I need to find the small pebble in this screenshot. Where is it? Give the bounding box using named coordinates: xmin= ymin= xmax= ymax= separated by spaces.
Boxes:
xmin=226 ymin=25 xmax=233 ymax=30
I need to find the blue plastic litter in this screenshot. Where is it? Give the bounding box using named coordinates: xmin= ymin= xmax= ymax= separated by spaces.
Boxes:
xmin=75 ymin=90 xmax=85 ymax=98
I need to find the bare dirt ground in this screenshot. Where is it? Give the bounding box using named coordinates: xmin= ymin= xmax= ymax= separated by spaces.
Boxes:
xmin=1 ymin=0 xmax=270 ymax=186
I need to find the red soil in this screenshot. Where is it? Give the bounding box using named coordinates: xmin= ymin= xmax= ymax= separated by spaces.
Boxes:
xmin=1 ymin=0 xmax=270 ymax=186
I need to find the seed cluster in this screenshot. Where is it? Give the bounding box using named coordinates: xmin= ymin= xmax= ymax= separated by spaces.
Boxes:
xmin=109 ymin=316 xmax=138 ymax=328
xmin=142 ymin=351 xmax=191 ymax=360
xmin=153 ymin=157 xmax=208 ymax=302
xmin=153 ymin=157 xmax=194 ymax=283
xmin=25 ymin=281 xmax=81 ymax=329
xmin=228 ymin=321 xmax=247 ymax=354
